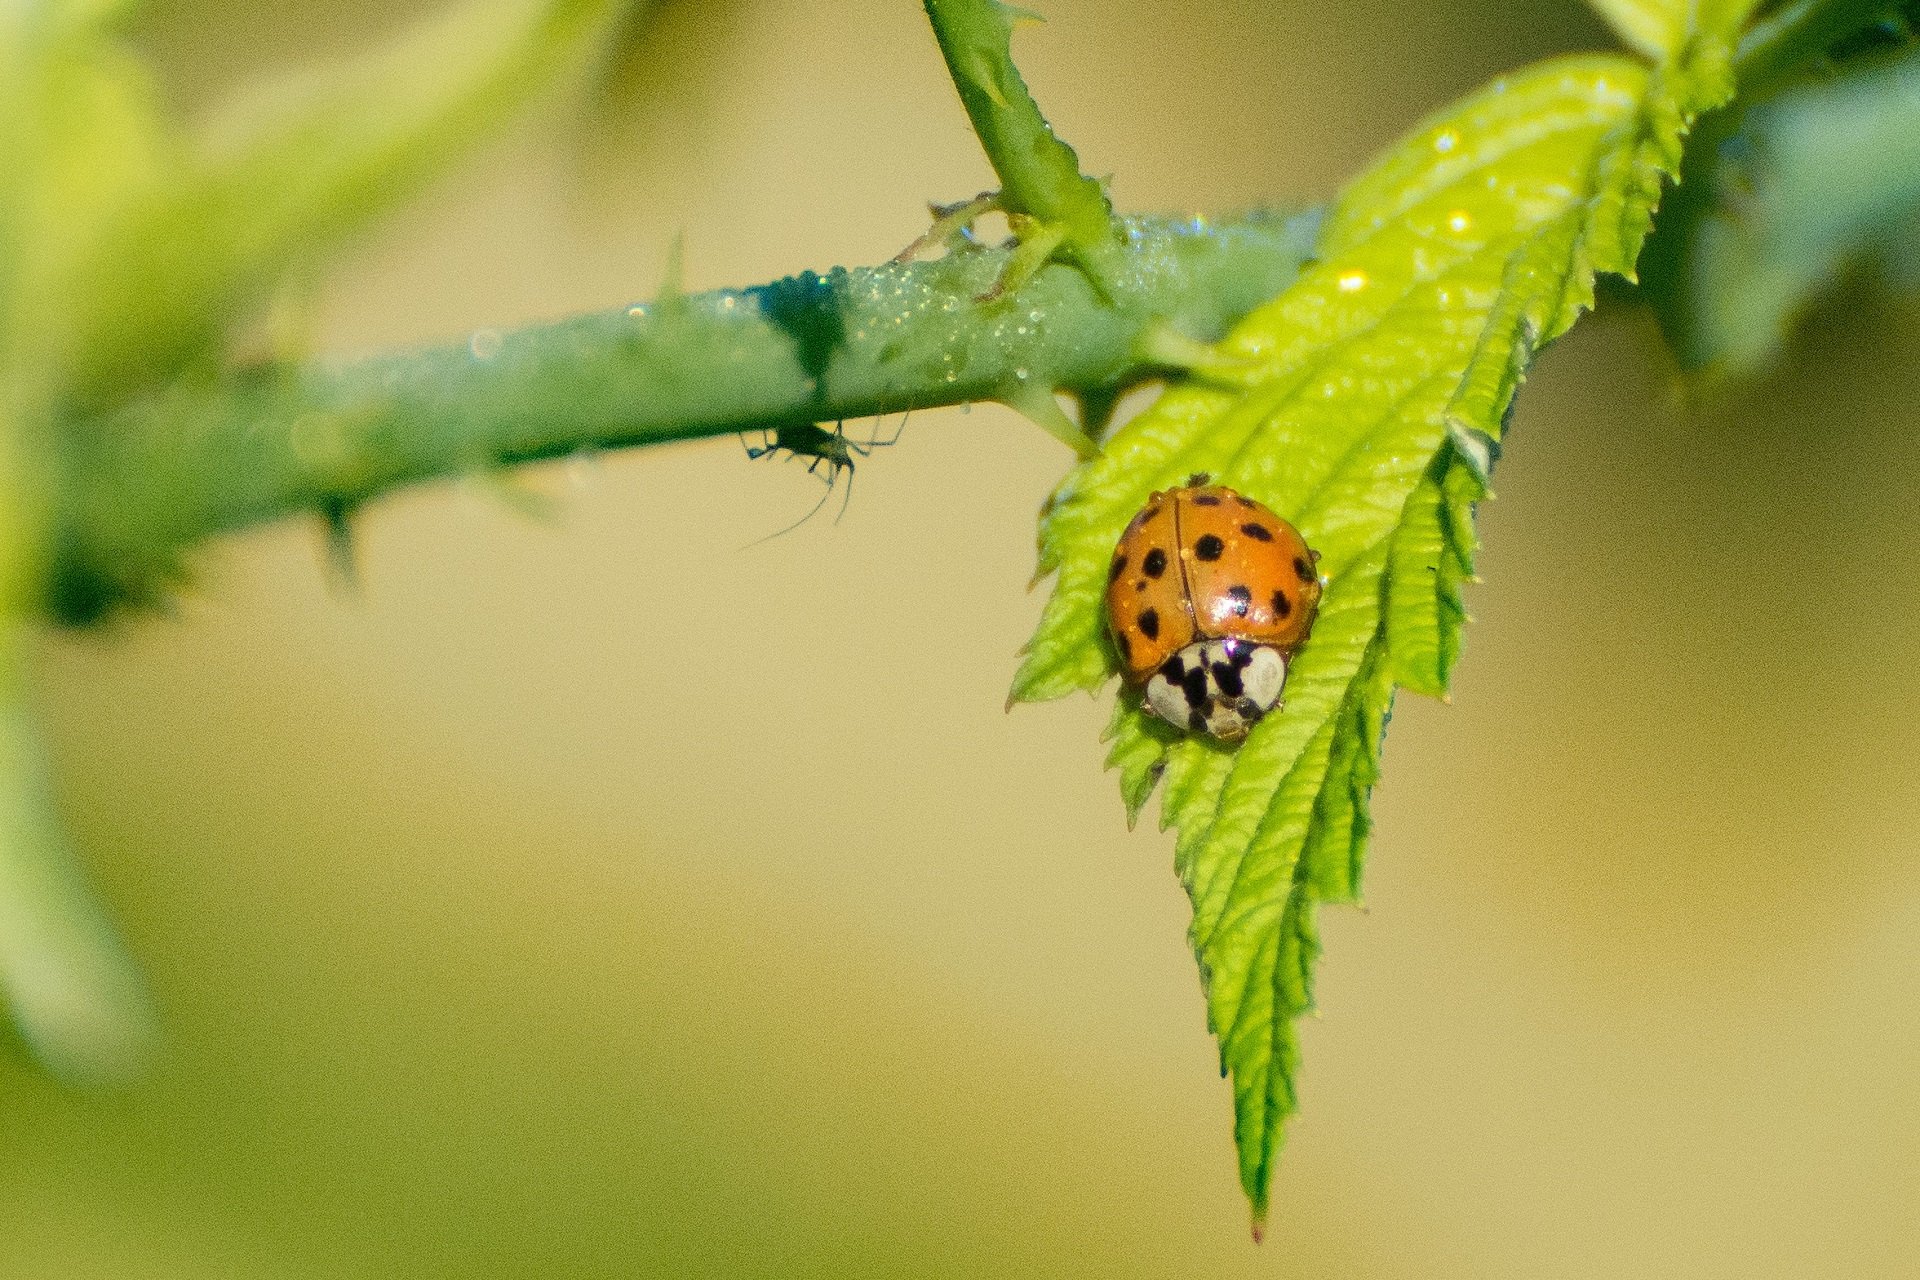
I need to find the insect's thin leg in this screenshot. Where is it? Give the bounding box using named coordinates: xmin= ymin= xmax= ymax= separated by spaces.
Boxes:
xmin=745 ymin=426 xmax=780 ymax=461
xmin=875 ymin=410 xmax=909 ymax=447
xmin=835 ymin=462 xmax=856 ymax=524
xmin=742 ymin=478 xmax=836 ymax=548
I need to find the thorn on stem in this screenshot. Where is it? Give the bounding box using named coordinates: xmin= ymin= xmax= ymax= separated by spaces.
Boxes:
xmin=976 ymin=218 xmax=1067 ymax=301
xmin=659 ymin=233 xmax=687 ymax=300
xmin=1003 ymin=384 xmax=1096 ymax=458
xmin=319 ymin=497 xmax=360 ymax=591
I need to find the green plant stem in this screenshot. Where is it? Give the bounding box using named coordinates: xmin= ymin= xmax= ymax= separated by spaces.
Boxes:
xmin=921 ymin=0 xmax=1124 ymax=280
xmin=49 ymin=211 xmax=1316 ymax=623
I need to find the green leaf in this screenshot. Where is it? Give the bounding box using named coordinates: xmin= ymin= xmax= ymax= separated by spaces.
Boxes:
xmin=1102 ymin=695 xmax=1171 ymax=829
xmin=1386 ymin=444 xmax=1484 ymax=699
xmin=1014 ymin=25 xmax=1743 ymax=1226
xmin=1645 ymin=40 xmax=1920 ymax=371
xmin=60 ymin=0 xmax=652 ymax=406
xmin=1590 ymin=0 xmax=1694 ymax=58
xmin=1588 ymin=0 xmax=1765 ymax=60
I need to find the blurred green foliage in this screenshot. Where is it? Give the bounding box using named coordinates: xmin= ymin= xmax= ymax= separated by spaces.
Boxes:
xmin=1644 ymin=4 xmax=1920 ymax=370
xmin=0 ymin=0 xmax=649 ymax=1080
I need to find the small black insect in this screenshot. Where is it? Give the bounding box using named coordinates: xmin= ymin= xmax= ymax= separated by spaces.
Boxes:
xmin=741 ymin=415 xmax=907 ymax=543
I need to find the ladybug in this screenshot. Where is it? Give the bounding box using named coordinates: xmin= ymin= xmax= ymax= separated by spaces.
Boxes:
xmin=1105 ymin=474 xmax=1322 ymax=742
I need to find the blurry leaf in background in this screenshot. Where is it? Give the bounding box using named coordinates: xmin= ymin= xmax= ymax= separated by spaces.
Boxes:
xmin=60 ymin=0 xmax=656 ymax=408
xmin=0 ymin=7 xmax=162 ymax=1083
xmin=1644 ymin=30 xmax=1920 ymax=372
xmin=0 ymin=0 xmax=658 ymax=1081
xmin=581 ymin=0 xmax=754 ymax=153
xmin=1016 ymin=0 xmax=1753 ymax=1227
xmin=1590 ymin=0 xmax=1686 ymax=57
xmin=0 ymin=3 xmax=176 ymax=400
xmin=0 ymin=674 xmax=155 ymax=1083
xmin=1586 ymin=0 xmax=1761 ymax=58
xmin=39 ymin=0 xmax=147 ymax=38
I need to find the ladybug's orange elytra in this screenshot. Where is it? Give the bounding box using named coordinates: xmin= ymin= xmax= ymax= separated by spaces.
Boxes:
xmin=1105 ymin=475 xmax=1322 ymax=742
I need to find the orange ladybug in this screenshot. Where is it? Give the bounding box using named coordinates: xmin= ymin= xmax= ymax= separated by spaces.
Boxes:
xmin=1105 ymin=474 xmax=1322 ymax=742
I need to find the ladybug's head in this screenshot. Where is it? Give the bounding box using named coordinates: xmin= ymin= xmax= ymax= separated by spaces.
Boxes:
xmin=1142 ymin=638 xmax=1286 ymax=743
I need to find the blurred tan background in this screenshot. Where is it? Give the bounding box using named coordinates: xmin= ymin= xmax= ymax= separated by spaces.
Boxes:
xmin=4 ymin=0 xmax=1918 ymax=1275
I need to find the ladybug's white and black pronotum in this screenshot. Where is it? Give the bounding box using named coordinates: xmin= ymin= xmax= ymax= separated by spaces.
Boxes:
xmin=1105 ymin=475 xmax=1322 ymax=743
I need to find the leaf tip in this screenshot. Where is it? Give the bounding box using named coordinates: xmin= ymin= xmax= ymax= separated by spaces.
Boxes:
xmin=1248 ymin=1185 xmax=1274 ymax=1241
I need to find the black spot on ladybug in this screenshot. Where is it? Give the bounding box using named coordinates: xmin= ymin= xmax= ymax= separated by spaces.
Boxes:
xmin=1194 ymin=534 xmax=1225 ymax=561
xmin=1159 ymin=655 xmax=1185 ymax=681
xmin=1212 ymin=661 xmax=1244 ymax=697
xmin=1134 ymin=579 xmax=1148 ymax=592
xmin=1188 ymin=708 xmax=1210 ymax=733
xmin=1225 ymin=585 xmax=1252 ymax=616
xmin=1138 ymin=608 xmax=1160 ymax=640
xmin=1235 ymin=495 xmax=1258 ymax=508
xmin=1241 ymin=523 xmax=1274 ymax=542
xmin=1293 ymin=555 xmax=1316 ymax=583
xmin=1272 ymin=590 xmax=1292 ymax=618
xmin=1226 ymin=641 xmax=1255 ymax=669
xmin=1192 ymin=494 xmax=1222 ymax=507
xmin=1182 ymin=664 xmax=1211 ymax=707
xmin=1109 ymin=554 xmax=1127 ymax=583
xmin=1142 ymin=547 xmax=1168 ymax=578
xmin=1115 ymin=631 xmax=1132 ymax=662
